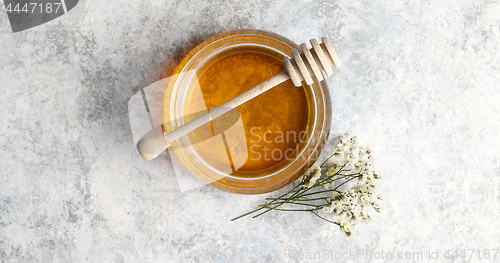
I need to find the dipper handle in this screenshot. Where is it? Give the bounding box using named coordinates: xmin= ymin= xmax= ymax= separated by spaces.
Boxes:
xmin=284 ymin=37 xmax=341 ymax=86
xmin=137 ymin=37 xmax=340 ymax=160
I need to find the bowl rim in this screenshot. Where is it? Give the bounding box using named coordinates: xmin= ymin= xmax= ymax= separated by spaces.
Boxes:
xmin=166 ymin=29 xmax=332 ymax=194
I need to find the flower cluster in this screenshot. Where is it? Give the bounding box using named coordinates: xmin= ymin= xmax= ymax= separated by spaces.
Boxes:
xmin=233 ymin=135 xmax=382 ymax=238
xmin=303 ymin=165 xmax=321 ymax=188
xmin=320 ymin=135 xmax=382 ymax=237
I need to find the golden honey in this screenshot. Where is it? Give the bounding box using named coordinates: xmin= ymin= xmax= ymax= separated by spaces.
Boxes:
xmin=167 ymin=30 xmax=331 ymax=193
xmin=184 ymin=52 xmax=309 ymax=174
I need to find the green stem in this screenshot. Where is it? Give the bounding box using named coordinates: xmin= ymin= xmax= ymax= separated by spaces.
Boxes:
xmin=317 ymin=174 xmax=357 ymax=187
xmin=259 ymin=201 xmax=326 ymax=208
xmin=233 ymin=155 xmax=364 ymax=221
xmin=232 ymin=181 xmax=303 ymax=221
xmin=307 ymin=167 xmax=352 ymax=189
xmin=274 ymin=208 xmax=322 ymax=212
xmin=298 ymin=189 xmax=338 ymax=197
xmin=320 ymin=155 xmax=334 ymax=167
xmin=231 ymin=206 xmax=266 ymax=221
xmin=265 ymin=196 xmax=333 ymax=202
xmin=331 ymin=175 xmax=360 ymax=192
xmin=317 ymin=174 xmax=361 ymax=193
xmin=251 ymin=183 xmax=312 ymax=218
xmin=311 ymin=210 xmax=340 ymax=225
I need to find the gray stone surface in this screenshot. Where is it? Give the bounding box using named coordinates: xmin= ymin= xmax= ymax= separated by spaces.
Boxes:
xmin=1 ymin=0 xmax=500 ymax=262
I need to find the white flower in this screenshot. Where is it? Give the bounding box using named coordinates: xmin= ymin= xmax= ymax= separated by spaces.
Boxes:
xmin=340 ymin=136 xmax=350 ymax=146
xmin=303 ymin=166 xmax=313 ymax=178
xmin=339 ymin=134 xmax=356 ymax=146
xmin=327 ymin=166 xmax=341 ymax=176
xmin=302 ymin=135 xmax=382 ymax=237
xmin=358 ymin=148 xmax=372 ymax=162
xmin=359 ymin=169 xmax=374 ymax=182
xmin=304 ymin=166 xmax=321 ymax=188
xmin=235 ymin=135 xmax=381 ymax=241
xmin=322 ymin=204 xmax=334 ymax=213
xmin=334 ymin=216 xmax=353 ymax=238
xmin=321 ymin=153 xmax=382 ymax=237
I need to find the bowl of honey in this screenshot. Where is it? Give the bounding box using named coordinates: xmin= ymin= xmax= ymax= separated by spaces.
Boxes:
xmin=164 ymin=29 xmax=331 ymax=194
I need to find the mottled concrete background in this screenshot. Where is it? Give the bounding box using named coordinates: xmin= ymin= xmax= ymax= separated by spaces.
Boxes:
xmin=1 ymin=0 xmax=499 ymax=262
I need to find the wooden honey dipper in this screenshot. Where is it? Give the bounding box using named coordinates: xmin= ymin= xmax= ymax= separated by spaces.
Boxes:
xmin=138 ymin=37 xmax=341 ymax=160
